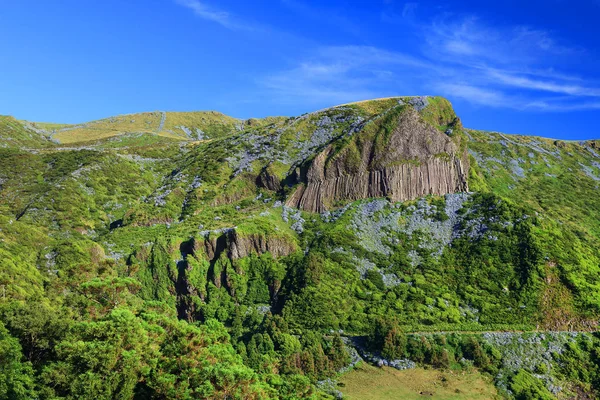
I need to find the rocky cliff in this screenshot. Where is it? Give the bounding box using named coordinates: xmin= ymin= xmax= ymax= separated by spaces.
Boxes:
xmin=286 ymin=105 xmax=469 ymax=212
xmin=194 ymin=228 xmax=297 ymax=261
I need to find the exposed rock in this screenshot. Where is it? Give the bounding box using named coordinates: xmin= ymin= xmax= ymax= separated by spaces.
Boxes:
xmin=157 ymin=111 xmax=166 ymax=132
xmin=227 ymin=230 xmax=297 ymax=259
xmin=194 ymin=228 xmax=296 ymax=261
xmin=196 ymin=232 xmax=224 ymax=260
xmin=344 ymin=336 xmax=416 ymax=371
xmin=580 ymin=162 xmax=600 ymax=181
xmin=282 ymin=206 xmax=305 ymax=233
xmin=286 ymin=107 xmax=469 ymax=212
xmin=179 ymin=126 xmax=192 ymax=138
xmin=256 ymin=165 xmax=282 ymax=191
xmin=407 ymin=95 xmax=429 ymax=111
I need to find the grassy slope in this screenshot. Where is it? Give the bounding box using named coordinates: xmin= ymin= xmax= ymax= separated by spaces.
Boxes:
xmin=52 ymin=112 xmax=181 ymax=143
xmin=340 ymin=363 xmax=499 ymax=400
xmin=0 ymin=116 xmax=55 ymax=148
xmin=44 ymin=111 xmax=286 ymax=144
xmin=468 ymin=129 xmax=600 ymax=238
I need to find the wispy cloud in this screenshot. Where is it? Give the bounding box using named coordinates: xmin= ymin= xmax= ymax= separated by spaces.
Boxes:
xmin=524 ymin=100 xmax=600 ymax=111
xmin=421 ymin=14 xmax=600 ymax=110
xmin=425 ymin=15 xmax=579 ymax=67
xmin=258 ymin=10 xmax=598 ymax=113
xmin=432 ymin=83 xmax=600 ymax=112
xmin=488 ymin=70 xmax=600 ymax=97
xmin=259 ymin=46 xmax=435 ymax=105
xmin=380 ymin=1 xmax=419 ymax=24
xmin=402 ymin=2 xmax=418 ymax=18
xmin=434 ymin=83 xmax=510 ymax=108
xmin=175 ymin=0 xmax=252 ymax=30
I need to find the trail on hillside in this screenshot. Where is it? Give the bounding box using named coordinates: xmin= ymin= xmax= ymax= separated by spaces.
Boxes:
xmin=404 ymin=329 xmax=597 ymax=335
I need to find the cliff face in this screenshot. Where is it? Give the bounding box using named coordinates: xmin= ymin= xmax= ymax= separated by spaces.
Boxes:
xmin=194 ymin=229 xmax=297 ymax=261
xmin=286 ymin=106 xmax=469 ymax=212
xmin=228 ymin=230 xmax=297 ymax=259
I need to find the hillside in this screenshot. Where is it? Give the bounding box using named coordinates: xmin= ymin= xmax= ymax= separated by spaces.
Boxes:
xmin=1 ymin=96 xmax=600 ymax=399
xmin=0 ymin=115 xmax=57 ymax=148
xmin=0 ymin=111 xmax=289 ymax=148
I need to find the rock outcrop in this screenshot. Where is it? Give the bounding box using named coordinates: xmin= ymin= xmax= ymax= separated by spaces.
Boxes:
xmin=194 ymin=229 xmax=297 ymax=261
xmin=286 ymin=106 xmax=469 ymax=212
xmin=256 ymin=165 xmax=282 ymax=191
xmin=227 ymin=230 xmax=296 ymax=259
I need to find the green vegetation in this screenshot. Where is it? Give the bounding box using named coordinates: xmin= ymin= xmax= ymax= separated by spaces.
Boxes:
xmin=1 ymin=97 xmax=600 ymax=398
xmin=339 ymin=363 xmax=499 ymax=400
xmin=0 ymin=116 xmax=56 ymax=148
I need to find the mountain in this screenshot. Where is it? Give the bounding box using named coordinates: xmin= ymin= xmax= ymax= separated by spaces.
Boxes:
xmin=1 ymin=97 xmax=600 ymax=399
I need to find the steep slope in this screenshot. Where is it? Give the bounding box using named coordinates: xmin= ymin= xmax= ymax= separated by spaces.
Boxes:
xmin=468 ymin=129 xmax=600 ymax=238
xmin=467 ymin=129 xmax=600 ymax=318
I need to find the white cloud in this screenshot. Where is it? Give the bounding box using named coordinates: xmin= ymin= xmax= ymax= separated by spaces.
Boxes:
xmin=434 ymin=83 xmax=509 ymax=107
xmin=175 ymin=0 xmax=250 ymax=30
xmin=419 ymin=14 xmax=598 ymax=111
xmin=524 ymin=100 xmax=600 ymax=112
xmin=433 ymin=81 xmax=600 ymax=112
xmin=487 ymin=70 xmax=600 ymax=97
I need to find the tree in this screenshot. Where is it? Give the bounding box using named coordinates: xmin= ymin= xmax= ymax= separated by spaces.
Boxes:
xmin=41 ymin=308 xmax=158 ymax=400
xmin=329 ymin=334 xmax=350 ymax=370
xmin=462 ymin=336 xmax=490 ymax=370
xmin=382 ymin=327 xmax=407 ymax=360
xmin=231 ymin=306 xmax=244 ymax=341
xmin=148 ymin=318 xmax=272 ymax=399
xmin=407 ymin=336 xmax=427 ymax=364
xmin=0 ymin=322 xmax=36 ymax=400
xmin=369 ymin=318 xmax=406 ymax=360
xmin=79 ymin=277 xmax=142 ymax=318
xmin=137 ymin=238 xmax=177 ymax=306
xmin=0 ymin=301 xmax=69 ymax=365
xmin=430 ymin=346 xmax=451 ymax=369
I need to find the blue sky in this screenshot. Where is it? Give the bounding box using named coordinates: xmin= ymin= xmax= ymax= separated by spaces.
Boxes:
xmin=1 ymin=0 xmax=599 ymax=139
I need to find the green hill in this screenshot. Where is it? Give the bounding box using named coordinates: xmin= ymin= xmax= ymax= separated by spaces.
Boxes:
xmin=1 ymin=97 xmax=600 ymax=399
xmin=4 ymin=110 xmax=288 ymax=146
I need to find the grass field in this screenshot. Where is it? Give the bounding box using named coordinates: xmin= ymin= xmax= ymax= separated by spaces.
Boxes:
xmin=339 ymin=363 xmax=500 ymax=400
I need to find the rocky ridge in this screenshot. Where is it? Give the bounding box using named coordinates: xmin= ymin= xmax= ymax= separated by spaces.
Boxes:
xmin=286 ymin=105 xmax=469 ymax=212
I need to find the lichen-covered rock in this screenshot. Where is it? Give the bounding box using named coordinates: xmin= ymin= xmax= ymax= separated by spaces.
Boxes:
xmin=286 ymin=106 xmax=469 ymax=212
